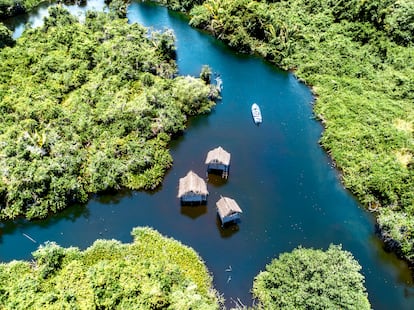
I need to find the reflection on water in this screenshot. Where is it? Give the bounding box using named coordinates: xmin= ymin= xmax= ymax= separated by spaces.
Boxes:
xmin=180 ymin=205 xmax=207 ymax=219
xmin=216 ymin=219 xmax=240 ymax=239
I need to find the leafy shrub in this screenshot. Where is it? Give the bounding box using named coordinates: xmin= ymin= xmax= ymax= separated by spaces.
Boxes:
xmin=176 ymin=0 xmax=414 ymax=263
xmin=253 ymin=245 xmax=370 ymax=310
xmin=0 ymin=227 xmax=220 ymax=309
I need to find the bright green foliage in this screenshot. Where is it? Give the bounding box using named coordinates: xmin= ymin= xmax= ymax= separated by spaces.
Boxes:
xmin=0 ymin=7 xmax=216 ymax=220
xmin=106 ymin=0 xmax=130 ymax=18
xmin=0 ymin=227 xmax=220 ymax=309
xmin=163 ymin=0 xmax=414 ymax=262
xmin=253 ymin=245 xmax=370 ymax=310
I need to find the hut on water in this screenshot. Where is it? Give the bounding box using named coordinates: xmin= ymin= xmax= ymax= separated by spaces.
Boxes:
xmin=205 ymin=146 xmax=231 ymax=178
xmin=216 ymin=196 xmax=242 ymax=226
xmin=177 ymin=171 xmax=209 ymax=205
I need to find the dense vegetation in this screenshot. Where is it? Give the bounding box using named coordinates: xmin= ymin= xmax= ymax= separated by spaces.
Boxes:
xmin=0 ymin=21 xmax=14 ymax=47
xmin=0 ymin=227 xmax=221 ymax=309
xmin=0 ymin=3 xmax=375 ymax=308
xmin=1 ymin=0 xmax=45 ymax=18
xmin=0 ymin=236 xmax=370 ymax=309
xmin=155 ymin=0 xmax=414 ymax=263
xmin=0 ymin=6 xmax=218 ymax=220
xmin=253 ymin=245 xmax=370 ymax=309
xmin=0 ymin=0 xmax=89 ymax=18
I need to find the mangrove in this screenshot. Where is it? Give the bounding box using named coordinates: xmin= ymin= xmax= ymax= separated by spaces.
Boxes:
xmin=0 ymin=227 xmax=221 ymax=309
xmin=0 ymin=6 xmax=218 ymax=219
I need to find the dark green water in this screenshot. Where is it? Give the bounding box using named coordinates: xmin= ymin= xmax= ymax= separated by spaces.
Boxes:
xmin=2 ymin=1 xmax=414 ymax=308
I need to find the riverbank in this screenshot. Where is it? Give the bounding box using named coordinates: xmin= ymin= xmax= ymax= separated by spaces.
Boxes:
xmin=155 ymin=0 xmax=414 ymax=266
xmin=1 ymin=0 xmax=47 ymax=18
xmin=0 ymin=5 xmax=218 ymax=220
xmin=0 ymin=227 xmax=221 ymax=308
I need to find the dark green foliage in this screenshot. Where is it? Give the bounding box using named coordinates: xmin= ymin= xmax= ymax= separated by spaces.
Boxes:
xmin=0 ymin=0 xmax=95 ymax=18
xmin=200 ymin=64 xmax=211 ymax=84
xmin=0 ymin=7 xmax=216 ymax=220
xmin=156 ymin=0 xmax=206 ymax=12
xmin=253 ymin=245 xmax=370 ymax=309
xmin=0 ymin=0 xmax=26 ymax=18
xmin=107 ymin=0 xmax=130 ymax=18
xmin=151 ymin=28 xmax=177 ymax=61
xmin=0 ymin=227 xmax=220 ymax=309
xmin=385 ymin=0 xmax=414 ymax=46
xmin=0 ymin=22 xmax=15 ymax=48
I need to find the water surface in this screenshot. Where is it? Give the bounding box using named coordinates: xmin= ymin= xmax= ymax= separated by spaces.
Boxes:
xmin=1 ymin=2 xmax=414 ymax=308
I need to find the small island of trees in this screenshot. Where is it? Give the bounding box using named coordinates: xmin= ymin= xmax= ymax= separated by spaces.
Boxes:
xmin=253 ymin=245 xmax=370 ymax=310
xmin=0 ymin=227 xmax=222 ymax=309
xmin=0 ymin=5 xmax=218 ymax=220
xmin=0 ymin=228 xmax=370 ymax=309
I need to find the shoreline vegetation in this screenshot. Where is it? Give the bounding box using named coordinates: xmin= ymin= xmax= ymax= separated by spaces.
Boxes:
xmin=152 ymin=0 xmax=414 ymax=266
xmin=0 ymin=227 xmax=222 ymax=309
xmin=0 ymin=4 xmax=219 ymax=219
xmin=0 ymin=227 xmax=370 ymax=309
xmin=0 ymin=0 xmax=44 ymax=19
xmin=0 ymin=0 xmax=91 ymax=19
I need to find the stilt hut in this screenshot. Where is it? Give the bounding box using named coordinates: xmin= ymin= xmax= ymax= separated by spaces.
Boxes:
xmin=177 ymin=171 xmax=208 ymax=205
xmin=216 ymin=196 xmax=242 ymax=226
xmin=205 ymin=146 xmax=231 ymax=178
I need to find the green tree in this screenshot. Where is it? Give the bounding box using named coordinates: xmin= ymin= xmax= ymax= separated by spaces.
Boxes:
xmin=0 ymin=7 xmax=217 ymax=220
xmin=0 ymin=0 xmax=25 ymax=18
xmin=385 ymin=0 xmax=414 ymax=46
xmin=253 ymin=245 xmax=370 ymax=310
xmin=200 ymin=64 xmax=212 ymax=84
xmin=0 ymin=227 xmax=220 ymax=309
xmin=0 ymin=22 xmax=14 ymax=48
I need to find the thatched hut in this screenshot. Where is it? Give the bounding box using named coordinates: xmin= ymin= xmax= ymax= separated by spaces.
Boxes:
xmin=205 ymin=146 xmax=231 ymax=178
xmin=177 ymin=170 xmax=208 ymax=205
xmin=216 ymin=196 xmax=242 ymax=226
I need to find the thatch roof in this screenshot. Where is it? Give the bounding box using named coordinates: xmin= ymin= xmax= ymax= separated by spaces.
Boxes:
xmin=177 ymin=171 xmax=209 ymax=198
xmin=216 ymin=196 xmax=242 ymax=218
xmin=205 ymin=146 xmax=231 ymax=165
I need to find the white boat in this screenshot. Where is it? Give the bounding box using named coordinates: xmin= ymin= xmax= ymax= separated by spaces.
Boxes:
xmin=215 ymin=76 xmax=223 ymax=92
xmin=251 ymin=103 xmax=262 ymax=124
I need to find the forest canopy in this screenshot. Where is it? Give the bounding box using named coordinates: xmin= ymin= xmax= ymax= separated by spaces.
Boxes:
xmin=0 ymin=0 xmax=45 ymax=18
xmin=0 ymin=234 xmax=370 ymax=309
xmin=253 ymin=245 xmax=370 ymax=309
xmin=0 ymin=227 xmax=221 ymax=309
xmin=0 ymin=6 xmax=217 ymax=220
xmin=0 ymin=22 xmax=14 ymax=47
xmin=157 ymin=0 xmax=414 ymax=263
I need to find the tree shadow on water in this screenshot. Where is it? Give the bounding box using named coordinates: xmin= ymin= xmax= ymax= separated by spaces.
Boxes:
xmin=180 ymin=204 xmax=207 ymax=219
xmin=92 ymin=188 xmax=135 ymax=204
xmin=216 ymin=216 xmax=240 ymax=238
xmin=207 ymin=173 xmax=228 ymax=187
xmin=0 ymin=203 xmax=90 ymax=243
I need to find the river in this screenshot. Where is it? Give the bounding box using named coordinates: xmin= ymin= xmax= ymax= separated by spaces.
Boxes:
xmin=1 ymin=1 xmax=414 ymax=308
